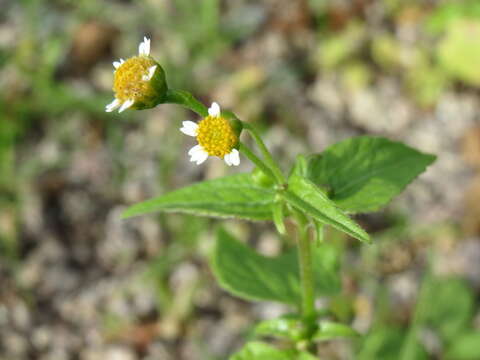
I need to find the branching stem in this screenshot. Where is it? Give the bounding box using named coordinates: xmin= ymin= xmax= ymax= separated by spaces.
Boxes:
xmin=238 ymin=142 xmax=276 ymax=180
xmin=242 ymin=122 xmax=286 ymax=184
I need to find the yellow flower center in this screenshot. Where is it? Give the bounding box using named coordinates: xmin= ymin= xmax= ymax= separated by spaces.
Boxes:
xmin=113 ymin=56 xmax=156 ymax=102
xmin=196 ymin=116 xmax=238 ymax=158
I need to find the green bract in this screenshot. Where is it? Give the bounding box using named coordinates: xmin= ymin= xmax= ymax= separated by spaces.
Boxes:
xmin=133 ymin=61 xmax=168 ymax=110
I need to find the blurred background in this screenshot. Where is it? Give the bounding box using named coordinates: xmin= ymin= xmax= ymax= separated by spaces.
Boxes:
xmin=2 ymin=0 xmax=480 ymax=359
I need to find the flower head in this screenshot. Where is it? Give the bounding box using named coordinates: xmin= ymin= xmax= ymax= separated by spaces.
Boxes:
xmin=106 ymin=37 xmax=168 ymax=113
xmin=180 ymin=102 xmax=240 ymax=166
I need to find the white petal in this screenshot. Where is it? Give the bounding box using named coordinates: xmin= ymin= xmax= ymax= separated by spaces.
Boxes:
xmin=139 ymin=36 xmax=151 ymax=56
xmin=228 ymin=149 xmax=240 ymax=166
xmin=195 ymin=151 xmax=209 ymax=165
xmin=188 ymin=144 xmax=203 ymax=155
xmin=142 ymin=65 xmax=157 ymax=81
xmin=118 ymin=99 xmax=134 ymax=113
xmin=188 ymin=145 xmax=208 ymax=165
xmin=147 ymin=65 xmax=157 ymax=80
xmin=113 ymin=58 xmax=124 ymax=69
xmin=190 ymin=146 xmax=208 ymax=164
xmin=224 ymin=153 xmax=232 ymax=166
xmin=208 ymin=102 xmax=221 ymax=117
xmin=105 ymin=98 xmax=120 ymax=112
xmin=180 ymin=121 xmax=198 ymax=136
xmin=144 ymin=37 xmax=151 ymax=55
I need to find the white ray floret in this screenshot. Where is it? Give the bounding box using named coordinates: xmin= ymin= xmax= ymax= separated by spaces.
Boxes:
xmin=188 ymin=145 xmax=209 ymax=165
xmin=113 ymin=58 xmax=125 ymax=69
xmin=224 ymin=149 xmax=240 ymax=166
xmin=142 ymin=65 xmax=157 ymax=81
xmin=105 ymin=98 xmax=121 ymax=112
xmin=180 ymin=121 xmax=199 ymax=137
xmin=208 ymin=102 xmax=220 ymax=117
xmin=118 ymin=98 xmax=134 ymax=113
xmin=138 ymin=37 xmax=151 ymax=56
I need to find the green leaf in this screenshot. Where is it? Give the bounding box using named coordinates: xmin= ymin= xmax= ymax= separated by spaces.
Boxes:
xmin=437 ymin=19 xmax=480 ymax=86
xmin=211 ymin=229 xmax=340 ymax=305
xmin=446 ymin=332 xmax=480 ymax=360
xmin=426 ymin=1 xmax=480 ymax=34
xmin=285 ymin=174 xmax=370 ymax=243
xmin=297 ymin=352 xmax=318 ymax=360
xmin=314 ymin=221 xmax=325 ymax=245
xmin=122 ymin=174 xmax=275 ymax=221
xmin=272 ymin=201 xmax=286 ymax=235
xmin=423 ymin=278 xmax=474 ymax=341
xmin=230 ymin=342 xmax=291 ymax=360
xmin=290 ymin=154 xmax=309 ymax=178
xmin=312 ymin=321 xmax=360 ymax=342
xmin=305 ymin=136 xmax=436 ymax=213
xmin=253 ymin=315 xmax=305 ymax=341
xmin=230 ymin=342 xmax=316 ymax=360
xmin=358 ymin=327 xmax=427 ymax=360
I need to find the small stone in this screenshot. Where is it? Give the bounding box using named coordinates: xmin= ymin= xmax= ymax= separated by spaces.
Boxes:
xmin=3 ymin=332 xmax=28 ymax=357
xmin=104 ymin=346 xmax=136 ymax=360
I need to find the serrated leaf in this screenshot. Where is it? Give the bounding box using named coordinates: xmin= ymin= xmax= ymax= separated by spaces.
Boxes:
xmin=230 ymin=342 xmax=317 ymax=360
xmin=211 ymin=229 xmax=340 ymax=305
xmin=445 ymin=332 xmax=480 ymax=360
xmin=122 ymin=174 xmax=275 ymax=221
xmin=305 ymin=136 xmax=436 ymax=213
xmin=285 ymin=174 xmax=370 ymax=243
xmin=312 ymin=321 xmax=360 ymax=342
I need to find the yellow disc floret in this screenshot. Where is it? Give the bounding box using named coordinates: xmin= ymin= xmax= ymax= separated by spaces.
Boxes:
xmin=196 ymin=116 xmax=238 ymax=158
xmin=113 ymin=56 xmax=157 ymax=103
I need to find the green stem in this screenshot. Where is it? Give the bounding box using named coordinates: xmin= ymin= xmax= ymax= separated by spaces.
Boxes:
xmin=399 ymin=257 xmax=433 ymax=360
xmin=294 ymin=211 xmax=316 ymax=327
xmin=164 ymin=89 xmax=208 ymax=117
xmin=242 ymin=122 xmax=286 ymax=184
xmin=238 ymin=142 xmax=276 ymax=181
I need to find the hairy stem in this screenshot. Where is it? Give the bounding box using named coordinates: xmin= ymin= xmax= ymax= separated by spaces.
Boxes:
xmin=242 ymin=122 xmax=286 ymax=184
xmin=164 ymin=89 xmax=208 ymax=117
xmin=238 ymin=142 xmax=276 ymax=181
xmin=294 ymin=212 xmax=316 ymax=337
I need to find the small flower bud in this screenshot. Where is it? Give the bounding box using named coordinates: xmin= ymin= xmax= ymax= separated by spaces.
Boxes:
xmin=251 ymin=167 xmax=275 ymax=188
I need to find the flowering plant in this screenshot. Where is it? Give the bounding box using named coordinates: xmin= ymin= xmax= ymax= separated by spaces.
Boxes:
xmin=107 ymin=38 xmax=436 ymax=358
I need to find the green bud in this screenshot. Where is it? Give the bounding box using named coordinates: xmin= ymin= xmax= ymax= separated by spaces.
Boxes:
xmin=251 ymin=167 xmax=275 ymax=188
